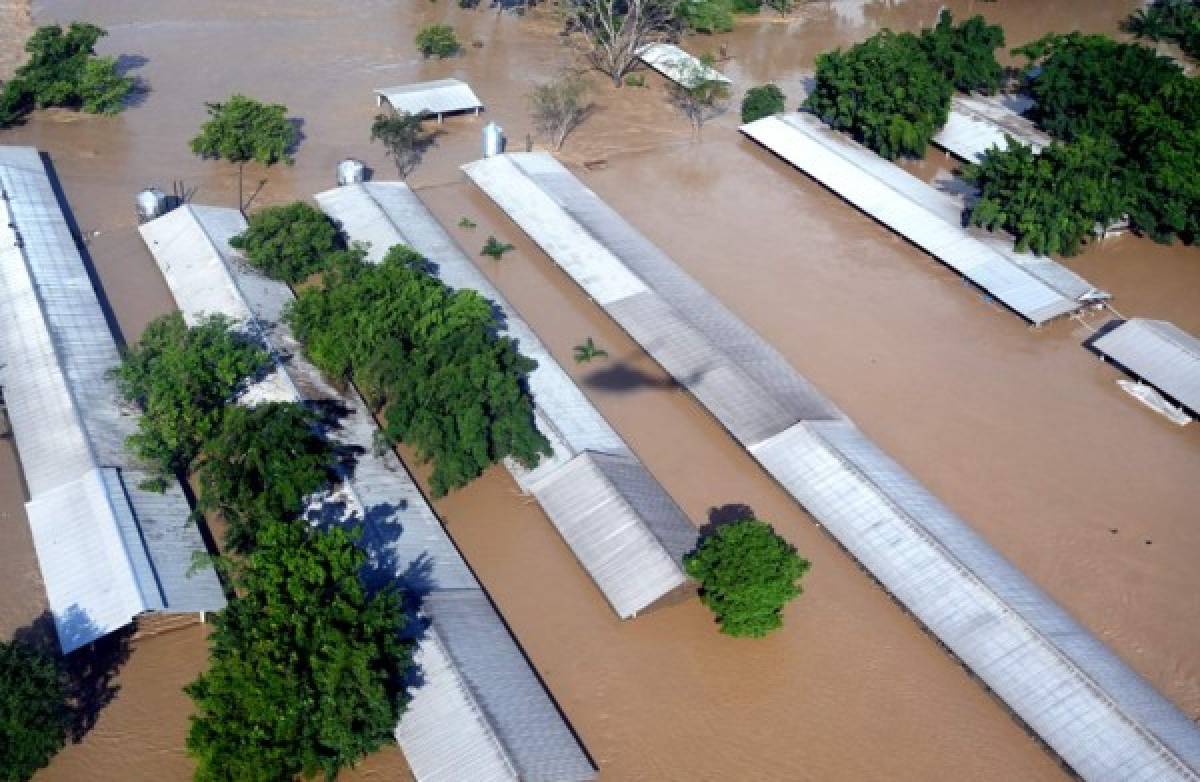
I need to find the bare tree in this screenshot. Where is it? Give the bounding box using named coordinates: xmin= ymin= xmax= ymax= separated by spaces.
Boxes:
xmin=563 ymin=0 xmax=675 ymax=87
xmin=669 ymin=55 xmax=731 ymax=136
xmin=370 ymin=112 xmax=434 ymax=179
xmin=529 ymin=72 xmax=591 ymax=150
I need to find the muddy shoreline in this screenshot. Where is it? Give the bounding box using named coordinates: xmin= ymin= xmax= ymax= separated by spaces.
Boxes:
xmin=1 ymin=1 xmax=1194 ymax=779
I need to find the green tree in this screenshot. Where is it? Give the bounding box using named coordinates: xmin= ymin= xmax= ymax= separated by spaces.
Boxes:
xmin=918 ymin=11 xmax=1005 ymax=93
xmin=964 ymin=135 xmax=1127 ymax=256
xmin=370 ymin=112 xmax=432 ymax=179
xmin=195 ymin=402 xmax=335 ymax=553
xmin=186 ymin=520 xmax=409 ymax=782
xmin=675 ymin=0 xmax=734 ymax=33
xmin=414 ymin=24 xmax=460 ymax=58
xmin=0 ymin=640 xmax=68 ymax=781
xmin=1125 ymin=0 xmax=1200 ymax=60
xmin=114 ymin=313 xmax=268 ymax=478
xmin=684 ymin=518 xmax=809 ymax=638
xmin=740 ymin=83 xmax=785 ymax=124
xmin=190 ymin=95 xmax=296 ymax=212
xmin=285 ymin=246 xmax=550 ymax=496
xmin=230 ymin=201 xmax=343 ymax=283
xmin=0 ymin=22 xmax=134 ymax=126
xmin=806 ymin=30 xmax=952 ymax=159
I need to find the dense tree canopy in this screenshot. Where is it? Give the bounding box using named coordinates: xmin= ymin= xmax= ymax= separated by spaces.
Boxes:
xmin=115 ymin=313 xmax=267 ymax=478
xmin=0 ymin=641 xmax=68 ymax=781
xmin=186 ymin=520 xmax=409 ymax=782
xmin=195 ymin=402 xmax=335 ymax=553
xmin=675 ymin=0 xmax=734 ymax=33
xmin=285 ymin=246 xmax=549 ymax=496
xmin=806 ymin=30 xmax=952 ymax=159
xmin=230 ymin=201 xmax=343 ymax=283
xmin=1126 ymin=0 xmax=1200 ymax=60
xmin=684 ymin=518 xmax=810 ymax=638
xmin=918 ymin=10 xmax=1005 ymax=93
xmin=0 ymin=22 xmax=133 ymax=126
xmin=740 ymin=83 xmax=785 ymax=124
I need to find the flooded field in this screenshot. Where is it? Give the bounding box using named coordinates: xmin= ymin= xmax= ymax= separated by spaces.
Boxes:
xmin=0 ymin=0 xmax=1193 ymax=779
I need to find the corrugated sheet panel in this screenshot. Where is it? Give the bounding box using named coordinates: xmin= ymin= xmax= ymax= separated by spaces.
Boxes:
xmin=141 ymin=204 xmax=594 ymax=781
xmin=934 ymin=93 xmax=1052 ymax=163
xmin=374 ymin=78 xmax=482 ymax=117
xmin=316 ymin=181 xmax=697 ymax=618
xmin=1093 ymin=319 xmax=1200 ymax=414
xmin=421 ymin=590 xmax=597 ymax=782
xmin=636 ymin=43 xmax=731 ymax=88
xmin=740 ymin=113 xmax=1105 ymax=324
xmin=463 ymin=151 xmax=1200 ymax=781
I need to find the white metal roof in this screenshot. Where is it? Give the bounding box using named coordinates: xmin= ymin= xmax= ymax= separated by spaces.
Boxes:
xmin=315 ymin=181 xmax=697 ymax=618
xmin=374 ymin=78 xmax=482 ymax=117
xmin=934 ymin=93 xmax=1053 ymax=163
xmin=740 ymin=112 xmax=1108 ymax=325
xmin=1093 ymin=318 xmax=1200 ymax=414
xmin=0 ymin=146 xmax=224 ymax=653
xmin=636 ymin=43 xmax=731 ymax=88
xmin=140 ymin=203 xmax=594 ymax=782
xmin=463 ymin=151 xmax=1200 ymax=781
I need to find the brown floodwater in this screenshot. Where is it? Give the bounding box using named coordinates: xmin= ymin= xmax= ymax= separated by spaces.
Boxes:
xmin=0 ymin=0 xmax=1192 ymax=779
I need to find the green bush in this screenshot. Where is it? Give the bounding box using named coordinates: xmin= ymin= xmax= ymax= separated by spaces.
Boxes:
xmin=676 ymin=0 xmax=734 ymax=33
xmin=114 ymin=313 xmax=268 ymax=477
xmin=731 ymin=0 xmax=761 ymax=14
xmin=230 ymin=201 xmax=343 ymax=283
xmin=415 ymin=24 xmax=460 ymax=58
xmin=186 ymin=520 xmax=409 ymax=782
xmin=806 ymin=30 xmax=952 ymax=159
xmin=285 ymin=246 xmax=550 ymax=496
xmin=0 ymin=641 xmax=68 ymax=781
xmin=0 ymin=22 xmax=134 ymax=126
xmin=684 ymin=518 xmax=810 ymax=638
xmin=195 ymin=402 xmax=335 ymax=553
xmin=740 ymin=83 xmax=785 ymax=124
xmin=918 ymin=10 xmax=1005 ymax=93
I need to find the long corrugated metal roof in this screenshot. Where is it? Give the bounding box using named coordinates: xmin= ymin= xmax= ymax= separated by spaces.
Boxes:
xmin=374 ymin=78 xmax=482 ymax=117
xmin=0 ymin=146 xmax=223 ymax=653
xmin=636 ymin=43 xmax=731 ymax=88
xmin=139 ymin=204 xmax=594 ymax=782
xmin=315 ymin=181 xmax=697 ymax=619
xmin=1093 ymin=318 xmax=1200 ymax=414
xmin=740 ymin=112 xmax=1108 ymax=325
xmin=934 ymin=93 xmax=1052 ymax=163
xmin=462 ymin=151 xmax=1200 ymax=781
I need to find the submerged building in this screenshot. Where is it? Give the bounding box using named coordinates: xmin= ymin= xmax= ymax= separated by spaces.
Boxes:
xmin=463 ymin=151 xmax=1200 ymax=782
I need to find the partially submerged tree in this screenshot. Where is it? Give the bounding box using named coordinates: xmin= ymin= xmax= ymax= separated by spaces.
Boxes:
xmin=195 ymin=402 xmax=335 ymax=553
xmin=806 ymin=30 xmax=952 ymax=159
xmin=186 ymin=520 xmax=410 ymax=782
xmin=676 ymin=0 xmax=735 ymax=33
xmin=529 ymin=72 xmax=591 ymax=151
xmin=918 ymin=11 xmax=1005 ymax=93
xmin=573 ymin=337 xmax=608 ymax=364
xmin=684 ymin=518 xmax=809 ymax=638
xmin=370 ymin=112 xmax=432 ymax=179
xmin=1125 ymin=0 xmax=1200 ymax=59
xmin=740 ymin=83 xmax=785 ymax=124
xmin=563 ymin=0 xmax=675 ymax=87
xmin=0 ymin=22 xmax=134 ymax=126
xmin=0 ymin=641 xmax=69 ymax=781
xmin=764 ymin=0 xmax=794 ymax=16
xmin=230 ymin=201 xmax=343 ymax=283
xmin=114 ymin=312 xmax=267 ymax=478
xmin=190 ymin=95 xmax=296 ymax=212
xmin=285 ymin=246 xmax=550 ymax=496
xmin=414 ymin=24 xmax=460 ymax=59
xmin=481 ymin=236 xmax=514 ymax=260
xmin=669 ymin=54 xmax=731 ymax=136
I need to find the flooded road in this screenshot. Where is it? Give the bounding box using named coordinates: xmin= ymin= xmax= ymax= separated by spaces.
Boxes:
xmin=0 ymin=0 xmax=1191 ymax=779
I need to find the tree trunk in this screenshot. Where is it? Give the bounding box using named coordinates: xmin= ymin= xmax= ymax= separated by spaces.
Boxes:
xmin=237 ymin=161 xmax=244 ymax=215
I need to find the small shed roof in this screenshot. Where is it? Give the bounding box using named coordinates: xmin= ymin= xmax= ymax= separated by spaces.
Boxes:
xmin=1092 ymin=318 xmax=1200 ymax=414
xmin=375 ymin=78 xmax=482 ymax=117
xmin=316 ymin=181 xmax=698 ymax=618
xmin=934 ymin=93 xmax=1053 ymax=163
xmin=637 ymin=43 xmax=731 ymax=88
xmin=740 ymin=113 xmax=1106 ymax=325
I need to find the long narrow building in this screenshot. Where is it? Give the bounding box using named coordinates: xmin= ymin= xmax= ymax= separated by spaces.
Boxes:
xmin=934 ymin=93 xmax=1052 ymax=163
xmin=463 ymin=151 xmax=1200 ymax=782
xmin=315 ymin=181 xmax=698 ymax=619
xmin=0 ymin=147 xmax=224 ymax=653
xmin=741 ymin=112 xmax=1107 ymax=325
xmin=139 ymin=203 xmax=596 ymax=782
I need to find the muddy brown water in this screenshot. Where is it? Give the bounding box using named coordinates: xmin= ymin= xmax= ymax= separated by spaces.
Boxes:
xmin=0 ymin=0 xmax=1192 ymax=779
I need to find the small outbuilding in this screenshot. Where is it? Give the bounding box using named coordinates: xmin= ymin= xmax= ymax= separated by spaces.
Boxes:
xmin=374 ymin=78 xmax=482 ymax=122
xmin=636 ymin=43 xmax=731 ymax=88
